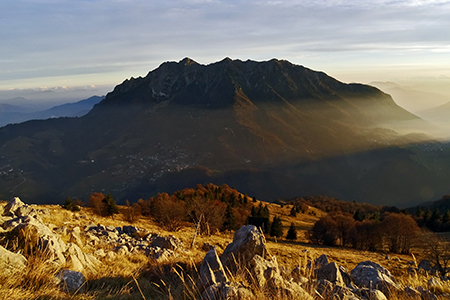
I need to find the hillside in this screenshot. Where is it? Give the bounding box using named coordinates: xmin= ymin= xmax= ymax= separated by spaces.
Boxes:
xmin=1 ymin=195 xmax=447 ymax=300
xmin=0 ymin=58 xmax=448 ymax=206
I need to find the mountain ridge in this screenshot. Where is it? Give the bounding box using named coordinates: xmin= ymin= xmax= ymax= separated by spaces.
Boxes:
xmin=0 ymin=58 xmax=446 ymax=206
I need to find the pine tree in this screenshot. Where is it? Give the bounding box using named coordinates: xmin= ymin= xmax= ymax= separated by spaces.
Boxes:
xmin=270 ymin=216 xmax=283 ymax=237
xmin=222 ymin=204 xmax=236 ymax=231
xmin=286 ymin=222 xmax=297 ymax=240
xmin=102 ymin=193 xmax=119 ymax=217
xmin=290 ymin=206 xmax=297 ymax=217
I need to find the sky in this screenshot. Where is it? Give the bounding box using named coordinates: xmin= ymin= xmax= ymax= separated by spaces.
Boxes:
xmin=1 ymin=0 xmax=450 ymax=105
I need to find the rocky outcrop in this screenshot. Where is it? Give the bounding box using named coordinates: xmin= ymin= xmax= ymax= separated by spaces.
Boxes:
xmin=220 ymin=225 xmax=269 ymax=272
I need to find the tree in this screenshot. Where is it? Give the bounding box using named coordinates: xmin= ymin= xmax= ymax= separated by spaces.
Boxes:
xmin=286 ymin=222 xmax=297 ymax=241
xmin=123 ymin=200 xmax=141 ymax=223
xmin=309 ymin=215 xmax=338 ymax=246
xmin=290 ymin=206 xmax=297 ymax=217
xmin=334 ymin=214 xmax=355 ymax=247
xmin=381 ymin=213 xmax=420 ymax=254
xmin=421 ymin=231 xmax=450 ymax=277
xmin=222 ymin=204 xmax=236 ymax=231
xmin=102 ymin=193 xmax=119 ymax=217
xmin=61 ymin=196 xmax=80 ymax=212
xmin=270 ymin=216 xmax=283 ymax=238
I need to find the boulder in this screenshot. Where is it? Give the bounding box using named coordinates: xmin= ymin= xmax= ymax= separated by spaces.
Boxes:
xmin=56 ymin=269 xmax=86 ymax=294
xmin=220 ymin=225 xmax=268 ymax=272
xmin=150 ymin=247 xmax=176 ymax=262
xmin=202 ymin=281 xmax=254 ymax=300
xmin=282 ymin=280 xmax=314 ymax=300
xmin=315 ymin=254 xmax=329 ymax=268
xmin=0 ymin=245 xmax=27 ymax=276
xmin=350 ymin=261 xmax=399 ymax=295
xmin=8 ymin=216 xmax=67 ymax=265
xmin=199 ymin=247 xmax=228 ymax=288
xmin=316 ymin=262 xmax=344 ymax=285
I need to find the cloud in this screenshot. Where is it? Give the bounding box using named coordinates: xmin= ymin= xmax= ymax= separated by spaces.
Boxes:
xmin=0 ymin=0 xmax=449 ymax=89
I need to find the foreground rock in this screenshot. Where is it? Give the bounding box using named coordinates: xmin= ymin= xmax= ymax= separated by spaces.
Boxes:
xmin=0 ymin=245 xmax=27 ymax=276
xmin=350 ymin=261 xmax=399 ymax=296
xmin=220 ymin=225 xmax=269 ymax=272
xmin=56 ymin=269 xmax=86 ymax=294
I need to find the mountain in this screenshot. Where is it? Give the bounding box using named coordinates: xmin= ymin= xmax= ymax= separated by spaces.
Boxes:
xmin=0 ymin=96 xmax=104 ymax=127
xmin=370 ymin=81 xmax=450 ymax=113
xmin=0 ymin=58 xmax=447 ymax=206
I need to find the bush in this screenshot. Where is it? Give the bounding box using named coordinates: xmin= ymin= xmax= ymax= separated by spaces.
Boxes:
xmin=270 ymin=216 xmax=283 ymax=238
xmin=61 ymin=196 xmax=80 ymax=212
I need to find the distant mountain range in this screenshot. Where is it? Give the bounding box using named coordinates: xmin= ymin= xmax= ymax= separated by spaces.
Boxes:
xmin=0 ymin=58 xmax=448 ymax=207
xmin=0 ymin=96 xmax=104 ymax=127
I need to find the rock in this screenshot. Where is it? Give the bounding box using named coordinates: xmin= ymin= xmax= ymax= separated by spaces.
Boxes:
xmin=8 ymin=216 xmax=67 ymax=265
xmin=116 ymin=245 xmax=129 ymax=256
xmin=220 ymin=225 xmax=268 ymax=272
xmin=107 ymin=251 xmax=117 ymax=260
xmin=315 ymin=254 xmax=329 ymax=268
xmin=350 ymin=261 xmax=399 ymax=295
xmin=70 ymin=227 xmax=84 ymax=248
xmin=418 ymin=286 xmax=438 ymax=300
xmin=0 ymin=245 xmax=27 ymax=276
xmin=151 ymin=247 xmax=176 ymax=262
xmin=369 ymin=289 xmax=388 ymax=300
xmin=94 ymin=248 xmax=106 ymax=258
xmin=0 ymin=203 xmax=4 ymax=215
xmin=202 ymin=282 xmax=254 ymax=300
xmin=199 ymin=247 xmax=228 ymax=288
xmin=123 ymin=225 xmax=138 ymax=235
xmin=418 ymin=260 xmax=432 ymax=271
xmin=56 ymin=269 xmax=86 ymax=294
xmin=66 ymin=243 xmax=99 ymax=273
xmin=250 ymin=255 xmax=284 ymax=289
xmin=291 ymin=266 xmax=309 ymax=285
xmin=202 ymin=242 xmax=215 ymax=252
xmin=316 ymin=279 xmax=334 ymax=299
xmin=4 ymin=197 xmax=26 ymax=216
xmin=404 ymin=286 xmax=422 ymax=299
xmin=316 ymin=262 xmax=344 ymax=285
xmin=339 ymin=265 xmax=352 ymax=285
xmin=150 ymin=235 xmax=183 ymax=250
xmin=282 ymin=280 xmax=314 ymax=300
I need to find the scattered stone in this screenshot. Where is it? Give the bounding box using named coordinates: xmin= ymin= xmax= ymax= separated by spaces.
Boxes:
xmin=56 ymin=269 xmax=86 ymax=294
xmin=70 ymin=226 xmax=84 ymax=248
xmin=0 ymin=245 xmax=27 ymax=276
xmin=404 ymin=286 xmax=422 ymax=299
xmin=418 ymin=286 xmax=438 ymax=300
xmin=315 ymin=254 xmax=329 ymax=268
xmin=369 ymin=289 xmax=388 ymax=300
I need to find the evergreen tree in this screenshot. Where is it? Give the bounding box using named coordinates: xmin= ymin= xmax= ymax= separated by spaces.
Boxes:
xmin=61 ymin=196 xmax=80 ymax=212
xmin=443 ymin=209 xmax=450 ymax=224
xmin=222 ymin=204 xmax=236 ymax=231
xmin=290 ymin=206 xmax=297 ymax=217
xmin=102 ymin=193 xmax=119 ymax=217
xmin=353 ymin=210 xmax=364 ymax=221
xmin=286 ymin=222 xmax=297 ymax=241
xmin=252 ymin=196 xmax=257 ymax=203
xmin=415 ymin=206 xmax=423 ymax=218
xmin=270 ymin=216 xmax=283 ymax=238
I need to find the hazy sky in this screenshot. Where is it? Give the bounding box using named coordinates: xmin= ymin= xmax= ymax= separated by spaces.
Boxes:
xmin=1 ymin=0 xmax=450 ymax=100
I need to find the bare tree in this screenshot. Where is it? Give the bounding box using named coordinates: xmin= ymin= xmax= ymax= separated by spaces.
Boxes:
xmin=421 ymin=231 xmax=450 ymax=277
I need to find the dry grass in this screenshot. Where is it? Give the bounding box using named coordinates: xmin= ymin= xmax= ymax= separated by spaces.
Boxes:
xmin=1 ymin=201 xmax=449 ymax=299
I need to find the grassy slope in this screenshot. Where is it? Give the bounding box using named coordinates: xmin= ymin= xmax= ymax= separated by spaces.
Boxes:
xmin=0 ymin=200 xmax=445 ymax=300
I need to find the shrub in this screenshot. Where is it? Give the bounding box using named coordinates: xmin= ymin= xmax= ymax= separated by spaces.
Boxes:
xmin=61 ymin=196 xmax=80 ymax=212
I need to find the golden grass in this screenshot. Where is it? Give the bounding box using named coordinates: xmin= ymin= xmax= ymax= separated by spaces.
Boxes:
xmin=1 ymin=201 xmax=448 ymax=299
